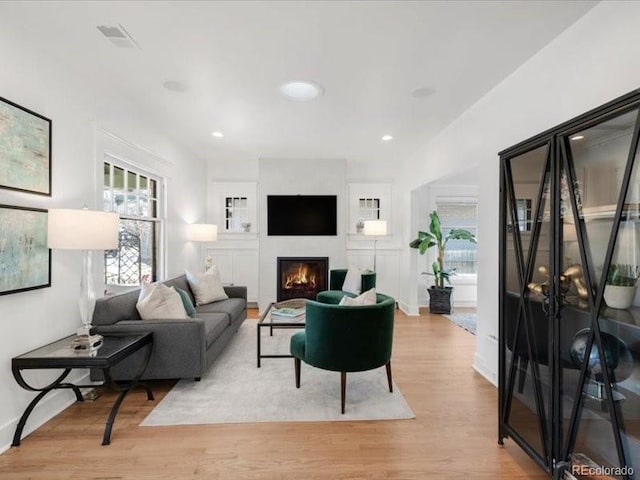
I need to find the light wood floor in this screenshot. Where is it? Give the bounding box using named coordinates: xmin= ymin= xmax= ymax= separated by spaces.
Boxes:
xmin=0 ymin=309 xmax=548 ymax=479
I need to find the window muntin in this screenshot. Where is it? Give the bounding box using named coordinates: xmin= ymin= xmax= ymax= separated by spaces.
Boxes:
xmin=103 ymin=161 xmax=161 ymax=286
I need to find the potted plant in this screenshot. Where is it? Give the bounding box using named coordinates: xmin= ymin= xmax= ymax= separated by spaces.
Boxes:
xmin=604 ymin=263 xmax=639 ymax=309
xmin=409 ymin=211 xmax=477 ymax=314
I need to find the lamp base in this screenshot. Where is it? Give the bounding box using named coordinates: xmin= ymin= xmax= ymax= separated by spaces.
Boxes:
xmin=76 ymin=325 xmax=93 ymax=337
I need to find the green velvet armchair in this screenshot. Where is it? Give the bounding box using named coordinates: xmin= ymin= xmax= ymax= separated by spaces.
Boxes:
xmin=329 ymin=268 xmax=376 ymax=292
xmin=290 ymin=291 xmax=395 ymax=413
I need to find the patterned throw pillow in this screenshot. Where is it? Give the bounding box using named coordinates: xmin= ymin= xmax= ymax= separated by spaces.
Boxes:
xmin=185 ymin=266 xmax=229 ymax=305
xmin=136 ymin=283 xmax=188 ymax=319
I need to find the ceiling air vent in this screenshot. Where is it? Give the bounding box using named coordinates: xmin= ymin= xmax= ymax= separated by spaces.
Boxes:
xmin=97 ymin=25 xmax=139 ymax=49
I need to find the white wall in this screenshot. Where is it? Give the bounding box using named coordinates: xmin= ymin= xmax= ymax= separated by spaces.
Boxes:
xmin=403 ymin=1 xmax=640 ymax=385
xmin=0 ymin=26 xmax=206 ymax=451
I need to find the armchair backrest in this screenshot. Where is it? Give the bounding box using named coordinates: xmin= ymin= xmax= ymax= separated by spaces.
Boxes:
xmin=329 ymin=268 xmax=376 ymax=292
xmin=303 ymin=293 xmax=395 ymax=372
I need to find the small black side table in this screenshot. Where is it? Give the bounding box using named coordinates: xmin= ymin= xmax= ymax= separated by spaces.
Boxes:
xmin=12 ymin=332 xmax=153 ymax=446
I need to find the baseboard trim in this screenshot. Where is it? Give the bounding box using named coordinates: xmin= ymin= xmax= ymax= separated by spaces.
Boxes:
xmin=473 ymin=353 xmax=498 ymax=387
xmin=398 ymin=301 xmax=419 ymax=316
xmin=0 ymin=371 xmax=92 ymax=454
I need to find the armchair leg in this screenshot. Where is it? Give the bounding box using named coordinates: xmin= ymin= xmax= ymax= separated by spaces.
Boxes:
xmin=386 ymin=361 xmax=393 ymax=393
xmin=294 ymin=358 xmax=301 ymax=388
xmin=341 ymin=372 xmax=347 ymax=414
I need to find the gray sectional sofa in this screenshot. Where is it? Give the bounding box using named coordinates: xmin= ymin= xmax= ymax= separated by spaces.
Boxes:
xmin=90 ymin=274 xmax=247 ymax=381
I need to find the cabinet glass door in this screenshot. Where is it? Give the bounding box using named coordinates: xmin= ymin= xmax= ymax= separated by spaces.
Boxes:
xmin=559 ymin=108 xmax=640 ymax=479
xmin=502 ymin=142 xmax=552 ymax=466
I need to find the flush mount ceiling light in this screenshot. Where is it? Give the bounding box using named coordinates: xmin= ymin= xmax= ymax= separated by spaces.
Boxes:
xmin=571 ymin=135 xmax=585 ymax=140
xmin=279 ymin=81 xmax=324 ymax=101
xmin=211 ymin=131 xmax=224 ymax=138
xmin=162 ymin=80 xmax=187 ymax=93
xmin=381 ymin=135 xmax=393 ymax=141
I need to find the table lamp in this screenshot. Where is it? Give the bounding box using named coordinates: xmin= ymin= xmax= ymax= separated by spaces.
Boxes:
xmin=48 ymin=208 xmax=119 ymax=340
xmin=364 ymin=220 xmax=387 ymax=272
xmin=188 ymin=223 xmax=218 ymax=270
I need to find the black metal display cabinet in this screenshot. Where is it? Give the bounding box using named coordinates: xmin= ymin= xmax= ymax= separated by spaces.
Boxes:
xmin=499 ymin=90 xmax=640 ymax=480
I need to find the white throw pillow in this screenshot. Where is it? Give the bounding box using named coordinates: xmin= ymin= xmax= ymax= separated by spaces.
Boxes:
xmin=341 ymin=266 xmax=362 ymax=295
xmin=136 ymin=283 xmax=188 ymax=320
xmin=339 ymin=288 xmax=377 ymax=306
xmin=185 ymin=266 xmax=228 ymax=305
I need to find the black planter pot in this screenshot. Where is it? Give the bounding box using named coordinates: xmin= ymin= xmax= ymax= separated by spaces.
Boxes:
xmin=428 ymin=286 xmax=453 ymax=314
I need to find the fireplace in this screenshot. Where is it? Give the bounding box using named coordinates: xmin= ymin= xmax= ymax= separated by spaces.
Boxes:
xmin=277 ymin=257 xmax=329 ymax=301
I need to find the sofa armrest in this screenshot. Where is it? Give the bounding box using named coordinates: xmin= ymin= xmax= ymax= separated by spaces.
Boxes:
xmin=224 ymin=285 xmax=247 ymax=302
xmin=93 ymin=319 xmax=207 ymax=378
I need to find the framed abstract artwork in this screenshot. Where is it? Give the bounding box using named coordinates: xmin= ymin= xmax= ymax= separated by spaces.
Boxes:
xmin=0 ymin=205 xmax=51 ymax=295
xmin=0 ymin=96 xmax=52 ymax=196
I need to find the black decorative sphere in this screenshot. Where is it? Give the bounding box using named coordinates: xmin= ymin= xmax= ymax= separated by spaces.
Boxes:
xmin=569 ymin=328 xmax=634 ymax=383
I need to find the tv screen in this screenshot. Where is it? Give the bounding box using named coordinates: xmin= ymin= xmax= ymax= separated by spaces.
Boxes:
xmin=267 ymin=195 xmax=337 ymax=236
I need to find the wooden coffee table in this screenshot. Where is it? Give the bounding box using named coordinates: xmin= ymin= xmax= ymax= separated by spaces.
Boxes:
xmin=256 ymin=302 xmax=306 ymax=367
xmin=12 ymin=332 xmax=153 ymax=446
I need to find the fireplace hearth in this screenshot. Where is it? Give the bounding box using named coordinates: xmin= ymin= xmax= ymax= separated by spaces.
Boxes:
xmin=277 ymin=257 xmax=328 ymax=301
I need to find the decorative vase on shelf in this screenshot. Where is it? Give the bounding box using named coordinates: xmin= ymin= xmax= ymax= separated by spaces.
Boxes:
xmin=603 ymin=285 xmax=636 ymax=309
xmin=604 ymin=264 xmax=639 ymax=309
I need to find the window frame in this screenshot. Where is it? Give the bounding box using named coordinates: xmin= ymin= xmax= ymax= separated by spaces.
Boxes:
xmin=103 ymin=157 xmax=164 ymax=288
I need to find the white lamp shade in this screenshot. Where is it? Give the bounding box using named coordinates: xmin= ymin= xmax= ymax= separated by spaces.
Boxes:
xmin=48 ymin=209 xmax=119 ymax=250
xmin=363 ymin=220 xmax=387 ymax=236
xmin=188 ymin=223 xmax=218 ymax=242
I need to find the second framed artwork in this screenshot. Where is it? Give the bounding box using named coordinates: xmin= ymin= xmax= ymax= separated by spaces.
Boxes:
xmin=0 ymin=96 xmax=52 ymax=196
xmin=0 ymin=204 xmax=51 ymax=295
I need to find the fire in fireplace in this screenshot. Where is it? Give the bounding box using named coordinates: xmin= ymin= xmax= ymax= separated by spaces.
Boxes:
xmin=277 ymin=257 xmax=328 ymax=301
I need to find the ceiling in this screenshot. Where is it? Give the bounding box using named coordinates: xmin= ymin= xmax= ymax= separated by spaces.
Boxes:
xmin=0 ymin=1 xmax=598 ymax=164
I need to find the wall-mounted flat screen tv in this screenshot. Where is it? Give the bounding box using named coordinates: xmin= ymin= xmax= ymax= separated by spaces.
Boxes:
xmin=267 ymin=195 xmax=337 ymax=236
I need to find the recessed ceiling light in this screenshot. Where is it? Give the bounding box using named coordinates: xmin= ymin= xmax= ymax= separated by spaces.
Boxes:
xmin=211 ymin=131 xmax=224 ymax=138
xmin=279 ymin=81 xmax=323 ymax=101
xmin=381 ymin=135 xmax=393 ymax=141
xmin=162 ymin=80 xmax=187 ymax=92
xmin=411 ymin=87 xmax=436 ymax=99
xmin=571 ymin=135 xmax=585 ymax=140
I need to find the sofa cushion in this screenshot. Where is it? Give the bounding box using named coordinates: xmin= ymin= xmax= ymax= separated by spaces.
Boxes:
xmin=174 ymin=287 xmax=197 ymax=318
xmin=93 ymin=289 xmax=141 ymax=325
xmin=198 ymin=313 xmax=229 ymax=348
xmin=186 ymin=267 xmax=229 ymax=305
xmin=137 ymin=283 xmax=188 ymax=320
xmin=164 ymin=275 xmax=196 ymax=304
xmin=195 ymin=298 xmax=245 ymax=326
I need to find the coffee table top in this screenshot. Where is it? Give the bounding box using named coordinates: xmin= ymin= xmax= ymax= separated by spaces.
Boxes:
xmin=12 ymin=333 xmax=153 ymax=369
xmin=259 ymin=301 xmax=306 ymax=326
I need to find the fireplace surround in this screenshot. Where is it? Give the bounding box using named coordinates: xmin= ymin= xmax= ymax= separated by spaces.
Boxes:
xmin=277 ymin=257 xmax=328 ymax=301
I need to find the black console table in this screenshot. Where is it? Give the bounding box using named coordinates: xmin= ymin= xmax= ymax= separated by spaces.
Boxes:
xmin=12 ymin=332 xmax=153 ymax=446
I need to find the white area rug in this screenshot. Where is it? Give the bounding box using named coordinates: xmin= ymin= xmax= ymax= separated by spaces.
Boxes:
xmin=142 ymin=321 xmax=415 ymax=426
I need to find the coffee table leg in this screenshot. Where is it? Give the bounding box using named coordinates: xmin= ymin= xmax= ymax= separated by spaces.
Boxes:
xmin=257 ymin=324 xmax=261 ymax=368
xmin=12 ymin=368 xmax=78 ymax=447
